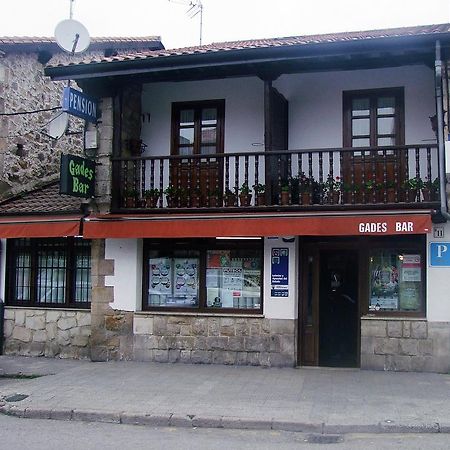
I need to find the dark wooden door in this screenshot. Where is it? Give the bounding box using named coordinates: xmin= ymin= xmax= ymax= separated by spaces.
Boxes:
xmin=171 ymin=100 xmax=224 ymax=206
xmin=342 ymin=88 xmax=405 ymax=202
xmin=299 ymin=243 xmax=360 ymax=367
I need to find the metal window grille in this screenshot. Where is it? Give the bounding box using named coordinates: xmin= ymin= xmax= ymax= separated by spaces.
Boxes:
xmin=7 ymin=238 xmax=91 ymax=308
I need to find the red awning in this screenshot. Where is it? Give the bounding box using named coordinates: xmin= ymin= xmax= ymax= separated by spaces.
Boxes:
xmin=0 ymin=215 xmax=82 ymax=238
xmin=83 ymin=211 xmax=432 ymax=238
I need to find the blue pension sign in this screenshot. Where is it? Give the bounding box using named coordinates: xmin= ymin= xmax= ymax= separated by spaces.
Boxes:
xmin=62 ymin=86 xmax=98 ymax=123
xmin=430 ymin=242 xmax=450 ymax=266
xmin=271 ymin=248 xmax=289 ymax=297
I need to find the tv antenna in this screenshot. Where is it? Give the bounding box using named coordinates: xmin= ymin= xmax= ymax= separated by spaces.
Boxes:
xmin=168 ymin=0 xmax=203 ymax=46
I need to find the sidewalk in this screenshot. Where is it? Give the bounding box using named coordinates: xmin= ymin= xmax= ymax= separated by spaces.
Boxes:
xmin=1 ymin=355 xmax=450 ymax=434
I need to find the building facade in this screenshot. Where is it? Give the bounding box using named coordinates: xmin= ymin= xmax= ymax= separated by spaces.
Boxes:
xmin=3 ymin=24 xmax=450 ymax=372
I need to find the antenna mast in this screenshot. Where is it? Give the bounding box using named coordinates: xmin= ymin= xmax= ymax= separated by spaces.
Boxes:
xmin=69 ymin=0 xmax=75 ymax=19
xmin=169 ymin=0 xmax=203 ymax=46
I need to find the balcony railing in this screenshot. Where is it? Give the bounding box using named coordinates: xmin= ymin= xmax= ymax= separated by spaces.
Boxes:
xmin=112 ymin=144 xmax=439 ymax=212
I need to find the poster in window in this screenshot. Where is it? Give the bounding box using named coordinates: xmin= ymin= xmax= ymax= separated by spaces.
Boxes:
xmin=401 ymin=254 xmax=421 ymax=282
xmin=149 ymin=258 xmax=172 ymax=294
xmin=369 ymin=259 xmax=399 ymax=310
xmin=173 ymin=258 xmax=198 ymax=295
xmin=222 ymin=267 xmax=243 ymax=291
xmin=399 ymin=284 xmax=421 ymax=310
xmin=207 ymin=250 xmax=231 ymax=268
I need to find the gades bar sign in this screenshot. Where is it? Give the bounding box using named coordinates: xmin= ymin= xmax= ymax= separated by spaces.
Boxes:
xmin=60 ymin=154 xmax=95 ymax=198
xmin=62 ymin=86 xmax=98 ymax=123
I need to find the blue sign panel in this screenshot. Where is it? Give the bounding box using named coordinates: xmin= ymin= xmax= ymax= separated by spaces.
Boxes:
xmin=62 ymin=87 xmax=98 ymax=123
xmin=430 ymin=242 xmax=450 ymax=266
xmin=271 ymin=248 xmax=289 ymax=297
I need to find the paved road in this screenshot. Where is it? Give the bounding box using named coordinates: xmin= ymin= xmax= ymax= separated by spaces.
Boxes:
xmin=2 ymin=415 xmax=450 ymax=450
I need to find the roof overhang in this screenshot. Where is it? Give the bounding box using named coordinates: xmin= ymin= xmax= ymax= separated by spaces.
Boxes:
xmin=45 ymin=33 xmax=450 ymax=83
xmin=83 ymin=211 xmax=432 ymax=239
xmin=0 ymin=215 xmax=82 ymax=238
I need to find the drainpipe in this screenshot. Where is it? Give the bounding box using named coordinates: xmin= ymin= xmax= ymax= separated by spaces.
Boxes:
xmin=435 ymin=40 xmax=450 ymax=221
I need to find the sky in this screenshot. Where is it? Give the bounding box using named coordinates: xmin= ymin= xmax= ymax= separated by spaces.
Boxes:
xmin=0 ymin=0 xmax=450 ymax=49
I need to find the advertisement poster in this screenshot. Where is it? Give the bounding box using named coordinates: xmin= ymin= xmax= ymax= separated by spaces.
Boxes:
xmin=271 ymin=248 xmax=289 ymax=297
xmin=174 ymin=258 xmax=198 ymax=295
xmin=149 ymin=258 xmax=172 ymax=294
xmin=207 ymin=250 xmax=231 ymax=268
xmin=222 ymin=267 xmax=243 ymax=293
xmin=401 ymin=254 xmax=421 ymax=282
xmin=369 ymin=258 xmax=399 ymax=310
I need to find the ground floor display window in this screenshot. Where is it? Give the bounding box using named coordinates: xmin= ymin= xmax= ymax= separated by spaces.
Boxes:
xmin=365 ymin=237 xmax=425 ymax=316
xmin=6 ymin=238 xmax=91 ymax=308
xmin=143 ymin=239 xmax=263 ymax=313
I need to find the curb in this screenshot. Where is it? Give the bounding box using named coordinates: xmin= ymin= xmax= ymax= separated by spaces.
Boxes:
xmin=0 ymin=404 xmax=447 ymax=435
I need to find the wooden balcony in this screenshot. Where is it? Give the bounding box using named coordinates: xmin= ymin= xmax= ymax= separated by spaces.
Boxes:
xmin=111 ymin=144 xmax=440 ymax=213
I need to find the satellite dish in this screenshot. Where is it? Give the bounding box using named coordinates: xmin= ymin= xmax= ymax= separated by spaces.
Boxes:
xmin=55 ymin=19 xmax=90 ymax=54
xmin=45 ymin=112 xmax=69 ymax=139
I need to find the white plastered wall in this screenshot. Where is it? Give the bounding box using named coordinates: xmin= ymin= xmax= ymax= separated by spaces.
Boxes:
xmin=263 ymin=237 xmax=298 ymax=320
xmin=105 ymin=238 xmax=142 ymax=312
xmin=274 ymin=65 xmax=436 ymax=149
xmin=141 ymin=77 xmax=265 ymax=155
xmin=427 ymin=223 xmax=450 ymax=322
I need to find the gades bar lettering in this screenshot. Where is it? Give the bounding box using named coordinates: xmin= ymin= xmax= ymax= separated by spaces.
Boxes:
xmin=358 ymin=221 xmax=414 ymax=234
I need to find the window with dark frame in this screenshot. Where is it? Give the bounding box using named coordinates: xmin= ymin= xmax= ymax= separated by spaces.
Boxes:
xmin=363 ymin=236 xmax=425 ymax=317
xmin=343 ymin=87 xmax=404 ymax=154
xmin=171 ymin=100 xmax=225 ymax=157
xmin=6 ymin=238 xmax=91 ymax=308
xmin=143 ymin=239 xmax=263 ymax=313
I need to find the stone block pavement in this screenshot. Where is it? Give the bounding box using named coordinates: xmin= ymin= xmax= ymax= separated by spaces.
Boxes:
xmin=1 ymin=355 xmax=450 ymax=434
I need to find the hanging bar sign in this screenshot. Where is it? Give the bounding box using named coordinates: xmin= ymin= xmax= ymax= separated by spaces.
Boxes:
xmin=60 ymin=154 xmax=95 ymax=198
xmin=62 ymin=86 xmax=98 ymax=123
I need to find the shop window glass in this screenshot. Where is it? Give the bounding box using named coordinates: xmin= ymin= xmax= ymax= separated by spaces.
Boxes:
xmin=369 ymin=250 xmax=423 ymax=313
xmin=144 ymin=240 xmax=263 ymax=313
xmin=148 ymin=251 xmax=200 ymax=308
xmin=206 ymin=249 xmax=261 ymax=310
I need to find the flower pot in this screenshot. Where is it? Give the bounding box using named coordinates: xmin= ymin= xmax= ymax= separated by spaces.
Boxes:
xmin=406 ymin=189 xmax=418 ymax=203
xmin=301 ymin=191 xmax=311 ymax=205
xmin=239 ymin=194 xmax=252 ymax=207
xmin=256 ymin=193 xmax=266 ymax=206
xmin=280 ymin=191 xmax=290 ymax=205
xmin=145 ymin=196 xmax=159 ymax=208
xmin=327 ymin=190 xmax=340 ymax=204
xmin=225 ymin=194 xmax=237 ymax=207
xmin=421 ymin=188 xmax=437 ymax=202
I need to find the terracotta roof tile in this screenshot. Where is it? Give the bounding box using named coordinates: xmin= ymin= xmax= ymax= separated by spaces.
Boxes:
xmin=46 ymin=23 xmax=450 ymax=68
xmin=0 ymin=36 xmax=162 ymax=46
xmin=0 ymin=183 xmax=82 ymax=215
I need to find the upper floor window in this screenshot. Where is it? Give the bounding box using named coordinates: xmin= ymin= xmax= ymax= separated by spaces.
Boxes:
xmin=171 ymin=100 xmax=225 ymax=156
xmin=343 ymin=88 xmax=404 ymax=152
xmin=6 ymin=238 xmax=91 ymax=308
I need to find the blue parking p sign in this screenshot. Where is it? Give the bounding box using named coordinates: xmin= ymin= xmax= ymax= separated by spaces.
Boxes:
xmin=430 ymin=243 xmax=450 ymax=266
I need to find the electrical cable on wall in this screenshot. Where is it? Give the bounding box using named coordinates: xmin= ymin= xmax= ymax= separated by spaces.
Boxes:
xmin=0 ymin=106 xmax=61 ymax=116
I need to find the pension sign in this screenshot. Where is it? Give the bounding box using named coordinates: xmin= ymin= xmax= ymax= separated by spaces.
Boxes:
xmin=62 ymin=86 xmax=98 ymax=123
xmin=60 ymin=154 xmax=95 ymax=198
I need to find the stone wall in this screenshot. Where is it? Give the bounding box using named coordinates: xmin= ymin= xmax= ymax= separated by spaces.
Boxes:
xmin=3 ymin=307 xmax=91 ymax=359
xmin=133 ymin=314 xmax=296 ymax=367
xmin=361 ymin=318 xmax=450 ymax=373
xmin=0 ymin=52 xmax=84 ymax=193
